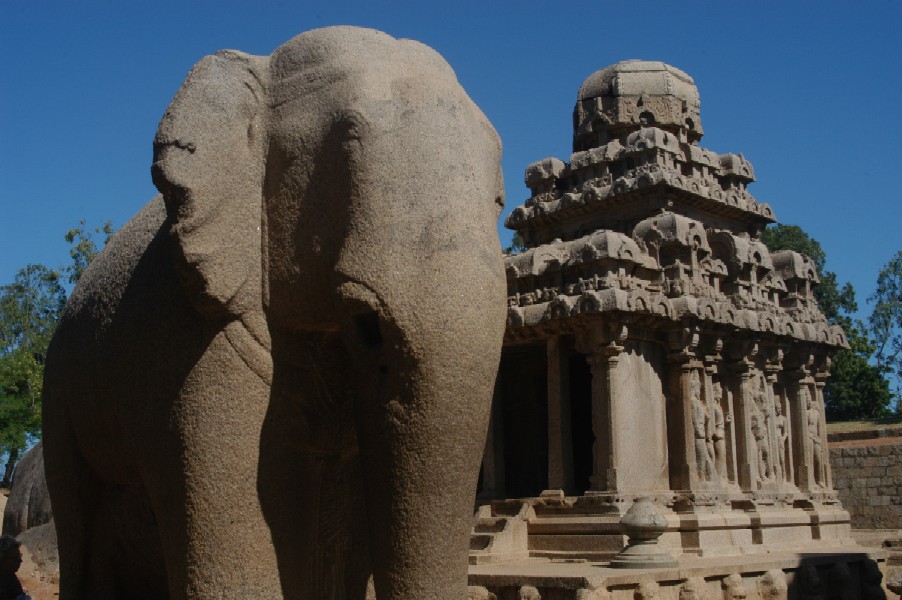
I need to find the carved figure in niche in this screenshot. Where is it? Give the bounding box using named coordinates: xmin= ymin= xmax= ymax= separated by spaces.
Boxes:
xmin=711 ymin=381 xmax=729 ymax=481
xmin=804 ymin=386 xmax=826 ymax=487
xmin=680 ymin=577 xmax=709 ymax=600
xmin=757 ymin=570 xmax=788 ymax=600
xmin=773 ymin=401 xmax=789 ymax=482
xmin=752 ymin=379 xmax=773 ymax=484
xmin=635 ymin=582 xmax=660 ymax=600
xmin=750 ymin=409 xmax=765 ymax=485
xmin=691 ymin=371 xmax=715 ymax=480
xmin=722 ymin=574 xmax=748 ymax=600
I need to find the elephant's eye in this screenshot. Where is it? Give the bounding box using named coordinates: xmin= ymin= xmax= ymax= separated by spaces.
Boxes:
xmin=354 ymin=312 xmax=383 ymax=348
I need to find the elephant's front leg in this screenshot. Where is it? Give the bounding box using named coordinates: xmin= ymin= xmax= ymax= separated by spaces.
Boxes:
xmin=155 ymin=327 xmax=283 ymax=600
xmin=343 ymin=299 xmax=502 ymax=600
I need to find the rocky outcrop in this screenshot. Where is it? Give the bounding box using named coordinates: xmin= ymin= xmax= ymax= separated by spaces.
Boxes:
xmin=2 ymin=442 xmax=52 ymax=537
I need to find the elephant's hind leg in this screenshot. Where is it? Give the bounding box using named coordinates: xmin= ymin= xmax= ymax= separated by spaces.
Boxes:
xmin=101 ymin=483 xmax=170 ymax=599
xmin=44 ymin=391 xmax=166 ymax=599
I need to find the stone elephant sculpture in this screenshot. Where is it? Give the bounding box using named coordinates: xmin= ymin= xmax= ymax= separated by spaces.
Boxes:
xmin=43 ymin=26 xmax=506 ymax=600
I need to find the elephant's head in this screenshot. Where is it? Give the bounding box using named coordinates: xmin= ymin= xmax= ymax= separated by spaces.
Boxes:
xmin=151 ymin=26 xmax=506 ymax=599
xmin=152 ymin=27 xmax=504 ymax=328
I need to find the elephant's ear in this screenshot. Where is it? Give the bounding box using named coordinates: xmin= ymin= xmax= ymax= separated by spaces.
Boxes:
xmin=152 ymin=50 xmax=269 ymax=319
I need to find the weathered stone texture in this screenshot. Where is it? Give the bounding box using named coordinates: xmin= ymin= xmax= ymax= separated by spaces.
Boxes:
xmin=478 ymin=59 xmax=852 ymax=565
xmin=830 ymin=440 xmax=902 ymax=529
xmin=43 ymin=26 xmax=505 ymax=600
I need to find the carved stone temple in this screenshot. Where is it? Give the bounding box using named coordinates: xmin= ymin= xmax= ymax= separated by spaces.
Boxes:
xmin=469 ymin=61 xmax=883 ymax=598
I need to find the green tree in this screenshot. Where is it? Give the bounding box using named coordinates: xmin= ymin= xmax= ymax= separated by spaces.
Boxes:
xmin=0 ymin=220 xmax=116 ymax=486
xmin=823 ymin=322 xmax=893 ymax=421
xmin=0 ymin=264 xmax=66 ymax=485
xmin=64 ymin=219 xmax=114 ymax=285
xmin=869 ymin=250 xmax=902 ymax=402
xmin=761 ymin=224 xmax=892 ymax=420
xmin=503 ymin=232 xmax=527 ymax=255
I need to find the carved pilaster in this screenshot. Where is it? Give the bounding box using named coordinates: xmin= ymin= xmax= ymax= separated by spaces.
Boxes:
xmin=761 ymin=363 xmax=783 ymax=489
xmin=546 ymin=335 xmax=574 ymax=493
xmin=666 ymin=351 xmax=710 ymax=491
xmin=786 ymin=367 xmax=818 ymax=491
xmin=586 ymin=343 xmax=622 ymax=492
xmin=814 ymin=374 xmax=831 ymax=489
xmin=704 ymin=356 xmax=733 ymax=488
xmin=728 ymin=359 xmax=758 ymax=491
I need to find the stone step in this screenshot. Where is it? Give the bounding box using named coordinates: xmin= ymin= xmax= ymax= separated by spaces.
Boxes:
xmin=475 ymin=517 xmax=507 ymax=533
xmin=528 ymin=533 xmax=625 ymax=557
xmin=527 ymin=516 xmax=624 ymax=535
xmin=492 ymin=500 xmax=527 ymax=517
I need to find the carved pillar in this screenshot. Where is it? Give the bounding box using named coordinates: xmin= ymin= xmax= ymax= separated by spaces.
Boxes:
xmin=587 ymin=343 xmax=621 ymax=492
xmin=786 ymin=368 xmax=815 ymax=491
xmin=814 ymin=374 xmax=832 ymax=489
xmin=666 ymin=352 xmax=707 ymax=491
xmin=729 ymin=360 xmax=758 ymax=491
xmin=722 ymin=377 xmax=739 ymax=486
xmin=763 ymin=364 xmax=783 ymax=487
xmin=777 ymin=376 xmax=795 ymax=487
xmin=704 ymin=356 xmax=731 ymax=487
xmin=546 ymin=335 xmax=574 ymax=493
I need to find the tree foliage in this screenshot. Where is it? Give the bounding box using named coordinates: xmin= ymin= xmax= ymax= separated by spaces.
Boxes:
xmin=0 ymin=220 xmax=115 ymax=485
xmin=64 ymin=219 xmax=114 ymax=285
xmin=822 ymin=322 xmax=893 ymax=421
xmin=870 ymin=250 xmax=902 ymax=398
xmin=0 ymin=265 xmax=66 ymax=484
xmin=504 ymin=232 xmax=527 ymax=255
xmin=761 ymin=224 xmax=892 ymax=421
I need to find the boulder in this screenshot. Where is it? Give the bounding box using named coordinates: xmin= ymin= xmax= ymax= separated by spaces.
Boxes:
xmin=2 ymin=442 xmax=52 ymax=536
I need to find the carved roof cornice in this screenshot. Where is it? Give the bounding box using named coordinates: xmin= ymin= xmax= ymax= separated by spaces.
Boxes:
xmin=506 ymin=126 xmax=775 ymax=246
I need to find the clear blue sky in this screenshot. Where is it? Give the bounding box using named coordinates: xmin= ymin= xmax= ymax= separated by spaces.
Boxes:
xmin=2 ymin=1 xmax=900 ymax=321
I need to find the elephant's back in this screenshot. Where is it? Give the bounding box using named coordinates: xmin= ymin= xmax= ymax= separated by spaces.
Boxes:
xmin=44 ymin=195 xmax=203 ymax=483
xmin=59 ymin=195 xmax=170 ymax=338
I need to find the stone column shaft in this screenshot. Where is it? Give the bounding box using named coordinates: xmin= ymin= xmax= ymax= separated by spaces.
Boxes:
xmin=546 ymin=335 xmax=574 ymax=493
xmin=815 ymin=379 xmax=831 ymax=489
xmin=787 ymin=372 xmax=814 ymax=491
xmin=730 ymin=363 xmax=758 ymax=491
xmin=588 ymin=346 xmax=620 ymax=492
xmin=764 ymin=369 xmax=783 ymax=486
xmin=666 ymin=356 xmax=702 ymax=491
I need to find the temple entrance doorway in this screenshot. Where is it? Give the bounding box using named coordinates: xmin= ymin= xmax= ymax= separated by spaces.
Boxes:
xmin=497 ymin=344 xmax=548 ymax=498
xmin=568 ymin=352 xmax=593 ymax=495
